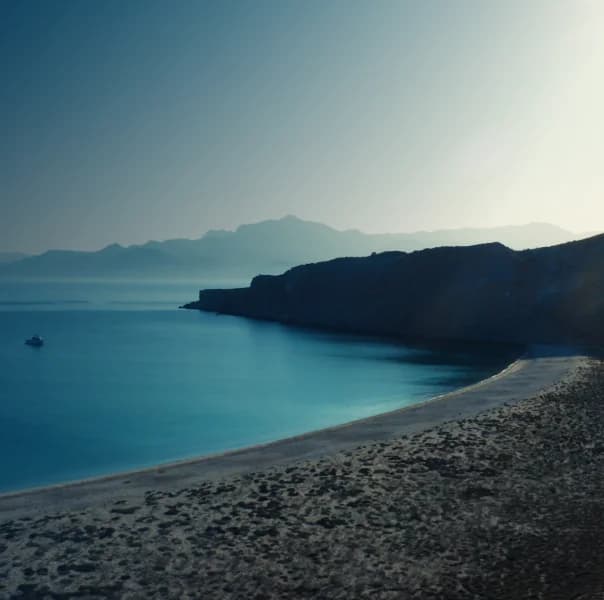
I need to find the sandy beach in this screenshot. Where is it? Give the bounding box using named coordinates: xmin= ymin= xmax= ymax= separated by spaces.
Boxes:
xmin=2 ymin=348 xmax=602 ymax=599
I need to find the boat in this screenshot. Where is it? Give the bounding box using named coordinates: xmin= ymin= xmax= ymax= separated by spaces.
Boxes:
xmin=25 ymin=335 xmax=44 ymax=347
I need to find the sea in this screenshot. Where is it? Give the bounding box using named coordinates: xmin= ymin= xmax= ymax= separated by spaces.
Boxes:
xmin=0 ymin=280 xmax=519 ymax=493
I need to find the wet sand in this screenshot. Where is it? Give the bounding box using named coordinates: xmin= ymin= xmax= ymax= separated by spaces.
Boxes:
xmin=2 ymin=349 xmax=603 ymax=598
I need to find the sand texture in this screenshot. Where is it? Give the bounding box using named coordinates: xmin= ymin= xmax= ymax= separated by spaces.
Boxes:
xmin=0 ymin=348 xmax=581 ymax=519
xmin=2 ymin=356 xmax=604 ymax=598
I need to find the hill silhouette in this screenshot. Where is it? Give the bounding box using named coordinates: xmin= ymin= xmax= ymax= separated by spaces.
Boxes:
xmin=0 ymin=216 xmax=591 ymax=280
xmin=187 ymin=233 xmax=604 ymax=345
xmin=0 ymin=252 xmax=28 ymax=264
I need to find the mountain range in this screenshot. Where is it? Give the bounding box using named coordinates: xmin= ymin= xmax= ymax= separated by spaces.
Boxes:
xmin=0 ymin=216 xmax=594 ymax=280
xmin=187 ymin=233 xmax=604 ymax=346
xmin=0 ymin=252 xmax=29 ymax=265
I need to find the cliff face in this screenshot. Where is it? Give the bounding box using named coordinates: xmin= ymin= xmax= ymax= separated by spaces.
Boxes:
xmin=185 ymin=235 xmax=604 ymax=345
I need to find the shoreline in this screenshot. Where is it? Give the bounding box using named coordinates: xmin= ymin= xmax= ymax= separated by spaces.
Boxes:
xmin=1 ymin=350 xmax=601 ymax=598
xmin=0 ymin=345 xmax=584 ymax=520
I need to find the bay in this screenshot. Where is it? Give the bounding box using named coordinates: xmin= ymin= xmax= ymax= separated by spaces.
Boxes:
xmin=0 ymin=280 xmax=518 ymax=492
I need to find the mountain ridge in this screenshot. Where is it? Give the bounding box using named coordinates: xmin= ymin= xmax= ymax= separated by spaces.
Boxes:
xmin=0 ymin=216 xmax=595 ymax=280
xmin=0 ymin=252 xmax=29 ymax=265
xmin=186 ymin=232 xmax=604 ymax=345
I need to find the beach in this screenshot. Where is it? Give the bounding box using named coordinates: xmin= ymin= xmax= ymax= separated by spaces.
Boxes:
xmin=2 ymin=349 xmax=602 ymax=599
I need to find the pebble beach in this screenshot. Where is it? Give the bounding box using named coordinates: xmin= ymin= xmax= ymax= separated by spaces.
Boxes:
xmin=1 ymin=356 xmax=603 ymax=599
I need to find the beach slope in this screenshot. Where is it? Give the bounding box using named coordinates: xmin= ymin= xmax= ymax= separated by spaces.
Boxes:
xmin=2 ymin=350 xmax=603 ymax=598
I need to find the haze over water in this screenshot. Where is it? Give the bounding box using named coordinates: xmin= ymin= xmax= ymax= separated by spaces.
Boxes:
xmin=0 ymin=281 xmax=518 ymax=493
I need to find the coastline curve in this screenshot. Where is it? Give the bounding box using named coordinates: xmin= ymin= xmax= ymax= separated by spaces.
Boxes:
xmin=0 ymin=345 xmax=586 ymax=520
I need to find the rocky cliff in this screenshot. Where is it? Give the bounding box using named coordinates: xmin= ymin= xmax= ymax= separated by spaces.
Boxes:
xmin=184 ymin=234 xmax=604 ymax=345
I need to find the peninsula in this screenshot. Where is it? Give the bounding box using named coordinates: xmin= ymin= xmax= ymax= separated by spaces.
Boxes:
xmin=185 ymin=234 xmax=604 ymax=346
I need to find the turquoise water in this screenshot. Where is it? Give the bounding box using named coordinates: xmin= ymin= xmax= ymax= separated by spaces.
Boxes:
xmin=0 ymin=281 xmax=519 ymax=493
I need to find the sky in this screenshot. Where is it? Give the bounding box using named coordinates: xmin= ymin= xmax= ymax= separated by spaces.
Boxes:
xmin=1 ymin=0 xmax=603 ymax=253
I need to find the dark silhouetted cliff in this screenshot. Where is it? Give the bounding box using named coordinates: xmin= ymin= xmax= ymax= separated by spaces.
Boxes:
xmin=185 ymin=234 xmax=604 ymax=345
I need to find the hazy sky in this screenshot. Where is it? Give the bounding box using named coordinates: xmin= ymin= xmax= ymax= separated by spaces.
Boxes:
xmin=2 ymin=1 xmax=603 ymax=253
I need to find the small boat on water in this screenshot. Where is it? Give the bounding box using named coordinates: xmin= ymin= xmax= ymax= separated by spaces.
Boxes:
xmin=25 ymin=335 xmax=44 ymax=347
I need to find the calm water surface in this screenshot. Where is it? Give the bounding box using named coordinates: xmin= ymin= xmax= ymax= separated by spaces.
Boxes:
xmin=0 ymin=281 xmax=519 ymax=492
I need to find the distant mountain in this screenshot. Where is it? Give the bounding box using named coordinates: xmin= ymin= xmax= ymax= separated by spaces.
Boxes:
xmin=0 ymin=252 xmax=28 ymax=264
xmin=187 ymin=233 xmax=604 ymax=346
xmin=0 ymin=216 xmax=592 ymax=280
